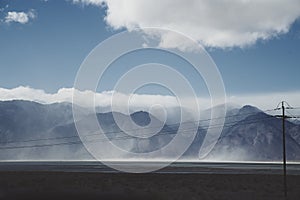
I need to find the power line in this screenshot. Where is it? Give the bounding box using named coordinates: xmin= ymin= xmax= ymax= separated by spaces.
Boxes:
xmin=0 ymin=106 xmax=295 ymax=150
xmin=289 ymin=107 xmax=300 ymax=110
xmin=0 ymin=108 xmax=274 ymax=145
xmin=0 ymin=115 xmax=275 ymax=150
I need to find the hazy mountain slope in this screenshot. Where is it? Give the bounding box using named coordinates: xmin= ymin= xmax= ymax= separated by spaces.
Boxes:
xmin=0 ymin=100 xmax=74 ymax=142
xmin=0 ymin=100 xmax=90 ymax=160
xmin=0 ymin=100 xmax=300 ymax=161
xmin=206 ymin=111 xmax=300 ymax=161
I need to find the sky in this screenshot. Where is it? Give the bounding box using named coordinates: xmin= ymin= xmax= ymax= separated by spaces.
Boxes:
xmin=1 ymin=0 xmax=300 ymax=110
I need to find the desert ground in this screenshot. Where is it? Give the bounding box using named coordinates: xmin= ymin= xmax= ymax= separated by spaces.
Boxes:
xmin=1 ymin=171 xmax=300 ymax=200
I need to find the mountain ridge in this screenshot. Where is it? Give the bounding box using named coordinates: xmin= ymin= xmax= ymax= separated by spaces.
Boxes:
xmin=0 ymin=100 xmax=299 ymax=161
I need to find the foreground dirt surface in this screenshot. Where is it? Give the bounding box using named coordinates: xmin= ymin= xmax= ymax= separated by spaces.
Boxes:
xmin=0 ymin=171 xmax=300 ymax=200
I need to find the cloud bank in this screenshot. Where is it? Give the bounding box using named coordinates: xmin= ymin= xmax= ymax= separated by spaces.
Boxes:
xmin=73 ymin=0 xmax=300 ymax=48
xmin=5 ymin=10 xmax=36 ymax=24
xmin=1 ymin=86 xmax=300 ymax=112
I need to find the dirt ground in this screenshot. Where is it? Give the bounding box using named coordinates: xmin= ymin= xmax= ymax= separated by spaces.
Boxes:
xmin=0 ymin=171 xmax=299 ymax=200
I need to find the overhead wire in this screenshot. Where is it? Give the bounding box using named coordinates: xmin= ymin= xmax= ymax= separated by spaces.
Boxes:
xmin=0 ymin=115 xmax=276 ymax=150
xmin=0 ymin=108 xmax=275 ymax=145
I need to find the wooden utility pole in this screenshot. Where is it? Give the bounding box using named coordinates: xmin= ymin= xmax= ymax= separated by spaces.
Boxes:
xmin=275 ymin=101 xmax=292 ymax=198
xmin=281 ymin=101 xmax=287 ymax=198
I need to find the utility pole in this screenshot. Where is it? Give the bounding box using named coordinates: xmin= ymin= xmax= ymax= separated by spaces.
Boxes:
xmin=281 ymin=101 xmax=287 ymax=198
xmin=275 ymin=101 xmax=293 ymax=198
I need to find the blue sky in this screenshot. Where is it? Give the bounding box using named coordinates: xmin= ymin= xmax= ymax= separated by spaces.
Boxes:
xmin=1 ymin=0 xmax=300 ymax=97
xmin=213 ymin=23 xmax=300 ymax=94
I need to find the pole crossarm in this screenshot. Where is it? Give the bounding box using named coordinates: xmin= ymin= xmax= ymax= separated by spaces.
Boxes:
xmin=274 ymin=115 xmax=293 ymax=119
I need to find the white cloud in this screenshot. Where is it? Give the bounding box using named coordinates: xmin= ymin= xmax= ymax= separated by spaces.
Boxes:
xmin=5 ymin=10 xmax=36 ymax=24
xmin=0 ymin=86 xmax=189 ymax=124
xmin=0 ymin=86 xmax=182 ymax=110
xmin=1 ymin=86 xmax=300 ymax=117
xmin=73 ymin=0 xmax=300 ymax=48
xmin=72 ymin=0 xmax=104 ymax=6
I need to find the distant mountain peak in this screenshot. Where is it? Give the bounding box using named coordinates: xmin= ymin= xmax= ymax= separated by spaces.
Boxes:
xmin=239 ymin=105 xmax=261 ymax=113
xmin=130 ymin=111 xmax=151 ymax=126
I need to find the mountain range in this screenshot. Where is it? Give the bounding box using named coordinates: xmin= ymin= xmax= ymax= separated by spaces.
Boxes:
xmin=0 ymin=100 xmax=300 ymax=161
